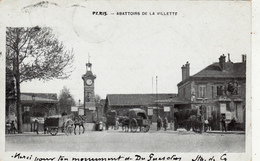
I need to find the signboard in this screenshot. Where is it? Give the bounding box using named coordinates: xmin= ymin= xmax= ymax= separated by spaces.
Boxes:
xmin=148 ymin=108 xmax=153 ymax=116
xmin=164 ymin=106 xmax=171 ymax=112
xmin=24 ymin=106 xmax=30 ymax=112
xmin=71 ymin=106 xmax=78 ymax=112
xmin=88 ymin=107 xmax=96 ymax=110
xmin=220 ymin=103 xmax=226 ymax=113
xmin=78 ymin=108 xmax=84 ymax=115
xmin=226 ymin=111 xmax=232 ymax=120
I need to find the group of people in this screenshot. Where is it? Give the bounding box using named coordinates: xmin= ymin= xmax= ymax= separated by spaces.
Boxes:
xmin=157 ymin=116 xmax=168 ymax=131
xmin=6 ymin=120 xmax=18 ymax=134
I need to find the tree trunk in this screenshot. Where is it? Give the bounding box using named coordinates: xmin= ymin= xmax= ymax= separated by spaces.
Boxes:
xmin=16 ymin=80 xmax=23 ymax=133
xmin=15 ymin=49 xmax=23 ymax=133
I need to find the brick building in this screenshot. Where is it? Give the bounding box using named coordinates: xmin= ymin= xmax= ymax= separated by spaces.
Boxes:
xmin=177 ymin=54 xmax=246 ymax=130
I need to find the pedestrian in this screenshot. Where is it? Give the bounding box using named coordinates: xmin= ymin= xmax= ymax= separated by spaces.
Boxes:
xmin=204 ymin=119 xmax=209 ymax=132
xmin=10 ymin=120 xmax=17 ymax=134
xmin=221 ymin=116 xmax=226 ymax=132
xmin=229 ymin=117 xmax=236 ymax=131
xmin=208 ymin=118 xmax=212 ymax=131
xmin=163 ymin=117 xmax=168 ymax=131
xmin=34 ymin=120 xmax=39 ymax=134
xmin=157 ymin=116 xmax=162 ymax=131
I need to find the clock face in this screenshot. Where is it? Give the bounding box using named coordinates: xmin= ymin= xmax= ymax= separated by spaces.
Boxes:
xmin=86 ymin=79 xmax=93 ymax=85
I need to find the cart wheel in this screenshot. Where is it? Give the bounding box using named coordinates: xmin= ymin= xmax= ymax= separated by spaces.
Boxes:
xmin=142 ymin=125 xmax=150 ymax=132
xmin=130 ymin=119 xmax=138 ymax=132
xmin=50 ymin=128 xmax=58 ymax=136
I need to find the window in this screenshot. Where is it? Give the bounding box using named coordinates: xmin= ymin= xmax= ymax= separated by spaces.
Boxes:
xmin=86 ymin=92 xmax=91 ymax=102
xmin=217 ymin=86 xmax=223 ymax=96
xmin=206 ymin=106 xmax=211 ymax=119
xmin=199 ymin=85 xmax=206 ymax=98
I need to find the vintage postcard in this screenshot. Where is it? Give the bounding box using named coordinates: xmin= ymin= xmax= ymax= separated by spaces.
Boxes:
xmin=0 ymin=0 xmax=254 ymax=161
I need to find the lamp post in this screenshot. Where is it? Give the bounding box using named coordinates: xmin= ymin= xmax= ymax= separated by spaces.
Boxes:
xmin=201 ymin=97 xmax=206 ymax=133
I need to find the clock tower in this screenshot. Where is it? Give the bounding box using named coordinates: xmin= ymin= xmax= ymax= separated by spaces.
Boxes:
xmin=82 ymin=59 xmax=96 ymax=114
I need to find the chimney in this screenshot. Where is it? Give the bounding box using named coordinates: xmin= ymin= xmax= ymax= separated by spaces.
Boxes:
xmin=181 ymin=65 xmax=187 ymax=81
xmin=228 ymin=53 xmax=231 ymax=62
xmin=242 ymin=54 xmax=246 ymax=62
xmin=219 ymin=54 xmax=226 ymax=70
xmin=185 ymin=61 xmax=190 ymax=78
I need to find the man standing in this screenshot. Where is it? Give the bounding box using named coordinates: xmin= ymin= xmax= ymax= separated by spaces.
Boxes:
xmin=157 ymin=116 xmax=162 ymax=131
xmin=221 ymin=116 xmax=226 ymax=132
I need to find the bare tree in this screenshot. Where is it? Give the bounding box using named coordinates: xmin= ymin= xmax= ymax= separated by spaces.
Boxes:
xmin=6 ymin=27 xmax=74 ymax=133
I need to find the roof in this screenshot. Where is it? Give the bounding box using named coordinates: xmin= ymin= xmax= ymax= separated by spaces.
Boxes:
xmin=21 ymin=93 xmax=58 ymax=103
xmin=178 ymin=61 xmax=246 ymax=86
xmin=192 ymin=62 xmax=246 ymax=78
xmin=155 ymin=97 xmax=190 ymax=104
xmin=106 ymin=93 xmax=180 ymax=106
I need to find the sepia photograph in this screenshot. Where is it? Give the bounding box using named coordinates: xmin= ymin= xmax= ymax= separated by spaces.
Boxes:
xmin=0 ymin=0 xmax=254 ymax=161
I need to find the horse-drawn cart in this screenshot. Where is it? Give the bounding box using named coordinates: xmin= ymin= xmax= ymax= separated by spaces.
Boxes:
xmin=174 ymin=109 xmax=203 ymax=133
xmin=44 ymin=115 xmax=74 ymax=136
xmin=122 ymin=108 xmax=150 ymax=132
xmin=105 ymin=110 xmax=119 ymax=130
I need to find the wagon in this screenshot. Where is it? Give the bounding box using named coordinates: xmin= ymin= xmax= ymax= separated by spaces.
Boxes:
xmin=124 ymin=108 xmax=150 ymax=132
xmin=105 ymin=110 xmax=119 ymax=130
xmin=44 ymin=115 xmax=74 ymax=136
xmin=175 ymin=109 xmax=203 ymax=133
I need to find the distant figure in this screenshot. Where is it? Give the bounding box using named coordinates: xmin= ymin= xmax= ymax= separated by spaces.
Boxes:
xmin=163 ymin=117 xmax=168 ymax=131
xmin=10 ymin=120 xmax=17 ymax=134
xmin=157 ymin=116 xmax=162 ymax=131
xmin=208 ymin=118 xmax=213 ymax=131
xmin=204 ymin=119 xmax=209 ymax=132
xmin=229 ymin=117 xmax=236 ymax=131
xmin=34 ymin=120 xmax=39 ymax=134
xmin=61 ymin=111 xmax=68 ymax=116
xmin=221 ymin=117 xmax=226 ymax=132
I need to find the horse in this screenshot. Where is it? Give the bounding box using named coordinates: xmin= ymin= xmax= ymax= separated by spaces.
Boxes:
xmin=121 ymin=117 xmax=130 ymax=132
xmin=73 ymin=116 xmax=85 ymax=135
xmin=188 ymin=115 xmax=203 ymax=133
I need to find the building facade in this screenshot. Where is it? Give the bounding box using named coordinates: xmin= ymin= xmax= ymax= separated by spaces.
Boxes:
xmin=104 ymin=94 xmax=188 ymax=122
xmin=177 ymin=54 xmax=246 ymax=130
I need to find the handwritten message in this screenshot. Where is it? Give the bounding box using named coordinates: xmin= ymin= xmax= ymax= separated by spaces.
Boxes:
xmin=11 ymin=152 xmax=228 ymax=161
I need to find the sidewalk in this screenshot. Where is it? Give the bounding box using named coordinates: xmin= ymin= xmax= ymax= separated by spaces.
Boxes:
xmin=148 ymin=123 xmax=245 ymax=134
xmin=206 ymin=130 xmax=245 ymax=134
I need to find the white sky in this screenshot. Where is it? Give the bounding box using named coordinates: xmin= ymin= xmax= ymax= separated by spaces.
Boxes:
xmin=1 ymin=0 xmax=251 ymax=101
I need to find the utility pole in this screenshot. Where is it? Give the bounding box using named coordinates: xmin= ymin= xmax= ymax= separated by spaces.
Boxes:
xmin=156 ymin=76 xmax=158 ymax=118
xmin=152 ymin=77 xmax=153 ymax=94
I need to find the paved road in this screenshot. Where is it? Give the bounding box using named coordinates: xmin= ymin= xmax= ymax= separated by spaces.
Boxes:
xmin=5 ymin=129 xmax=245 ymax=152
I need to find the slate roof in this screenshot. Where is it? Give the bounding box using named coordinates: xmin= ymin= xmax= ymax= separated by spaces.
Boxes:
xmin=21 ymin=93 xmax=58 ymax=103
xmin=192 ymin=62 xmax=246 ymax=78
xmin=178 ymin=61 xmax=246 ymax=86
xmin=106 ymin=94 xmax=188 ymax=106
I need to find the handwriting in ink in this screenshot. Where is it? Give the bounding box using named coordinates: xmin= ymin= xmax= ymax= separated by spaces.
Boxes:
xmin=12 ymin=153 xmax=32 ymax=160
xmin=147 ymin=153 xmax=182 ymax=161
xmin=192 ymin=154 xmax=227 ymax=161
